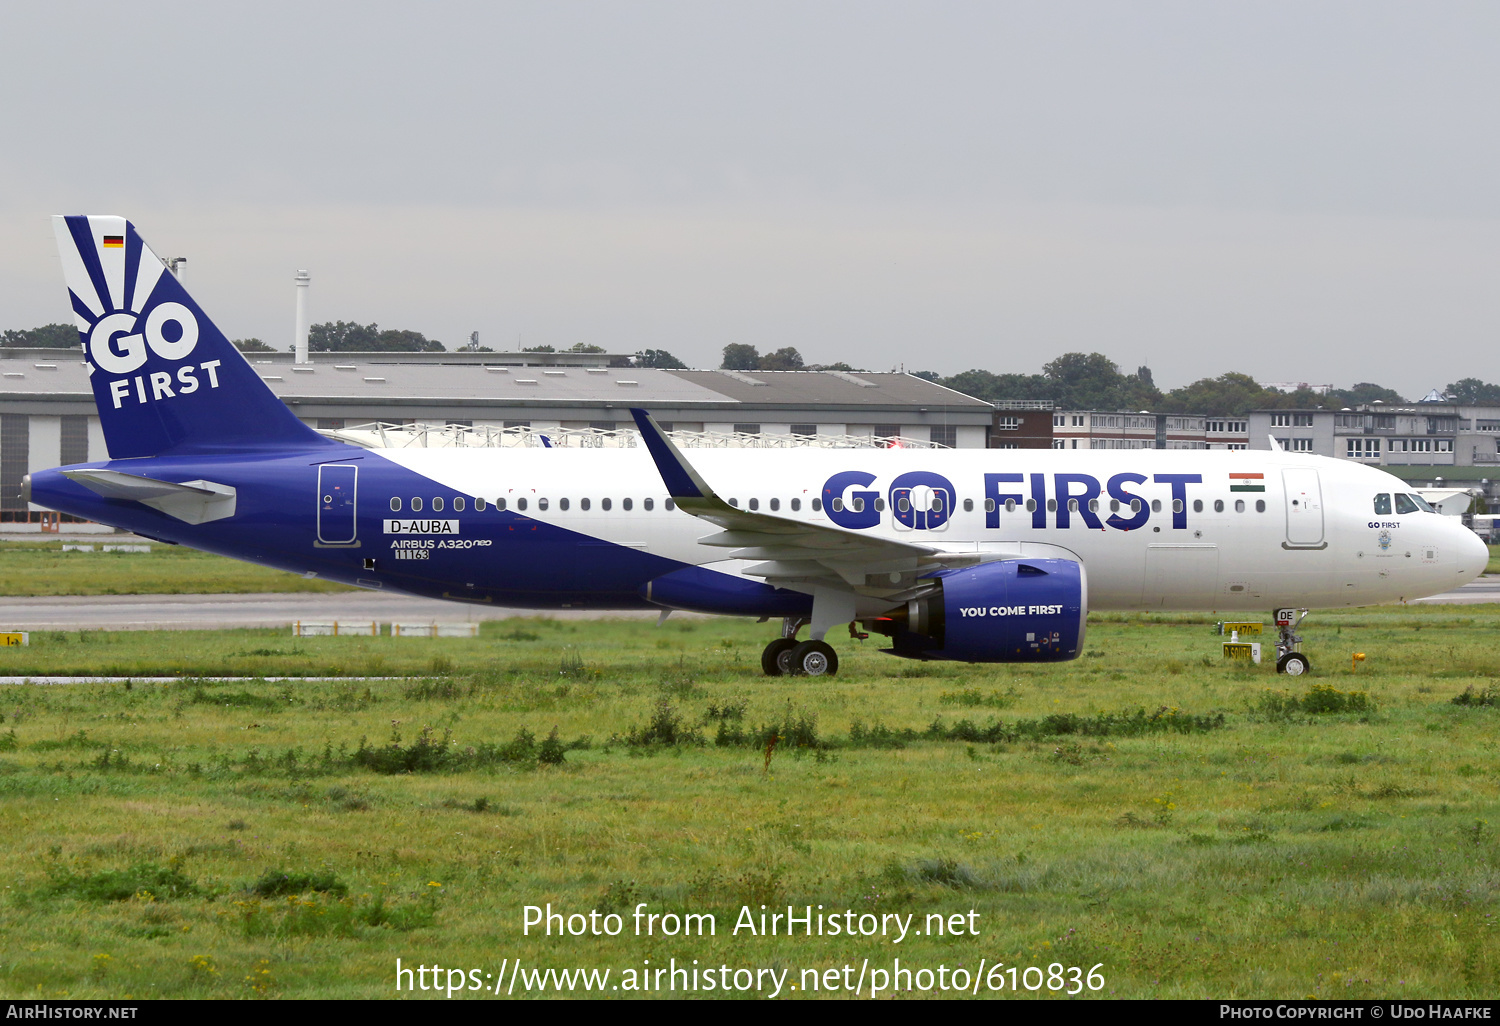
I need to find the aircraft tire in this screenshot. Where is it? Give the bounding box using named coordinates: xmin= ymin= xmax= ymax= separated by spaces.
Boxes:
xmin=791 ymin=640 xmax=838 ymax=677
xmin=761 ymin=638 xmax=798 ymax=677
xmin=1277 ymin=653 xmax=1310 ymax=676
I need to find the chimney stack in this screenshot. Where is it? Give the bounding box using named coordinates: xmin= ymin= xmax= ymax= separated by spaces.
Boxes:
xmin=293 ymin=269 xmax=310 ymax=364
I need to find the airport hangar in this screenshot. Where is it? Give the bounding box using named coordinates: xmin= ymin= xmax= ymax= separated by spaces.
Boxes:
xmin=0 ymin=347 xmax=1028 ymax=524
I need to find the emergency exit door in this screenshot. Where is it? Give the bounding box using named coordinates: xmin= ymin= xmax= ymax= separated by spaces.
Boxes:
xmin=317 ymin=464 xmax=358 ymax=545
xmin=1282 ymin=468 xmax=1324 ymax=548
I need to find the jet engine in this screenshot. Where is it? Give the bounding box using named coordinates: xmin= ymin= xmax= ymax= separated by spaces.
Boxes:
xmin=871 ymin=558 xmax=1087 ymax=662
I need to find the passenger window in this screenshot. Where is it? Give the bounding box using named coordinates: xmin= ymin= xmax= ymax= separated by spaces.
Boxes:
xmin=559 ymin=498 xmax=570 ymax=511
xmin=898 ymin=498 xmax=910 ymax=513
xmin=832 ymin=498 xmax=844 ymax=512
xmin=494 ymin=497 xmax=505 ymax=511
xmin=964 ymin=498 xmax=974 ymax=512
xmin=390 ymin=497 xmax=402 ymax=512
xmin=1088 ymin=499 xmax=1098 ymax=513
xmin=730 ymin=498 xmax=740 ymax=508
xmin=1047 ymin=498 xmax=1057 ymax=513
xmin=1131 ymin=500 xmax=1141 ymax=513
xmin=1025 ymin=499 xmax=1037 ymax=512
xmin=790 ymin=498 xmax=800 ymax=511
xmin=411 ymin=497 xmax=423 ymax=512
xmin=1067 ymin=498 xmax=1079 ymax=512
xmin=984 ymin=498 xmax=996 ymax=513
xmin=1172 ymin=499 xmax=1183 ymax=514
xmin=874 ymin=498 xmax=886 ymax=512
xmin=1150 ymin=499 xmax=1161 ymax=513
xmin=1192 ymin=499 xmax=1202 ymax=513
xmin=516 ymin=497 xmax=527 ymax=511
xmin=931 ymin=497 xmax=942 ymax=512
xmin=602 ymin=498 xmax=612 ymax=511
xmin=1235 ymin=499 xmax=1245 ymax=513
xmin=432 ymin=497 xmax=444 ymax=512
xmin=769 ymin=498 xmax=779 ymax=511
xmin=1255 ymin=500 xmax=1265 ymax=512
xmin=810 ymin=498 xmax=821 ymax=512
xmin=748 ymin=498 xmax=759 ymax=511
xmin=1395 ymin=493 xmax=1419 ymax=515
xmin=665 ymin=498 xmax=676 ymax=511
xmin=1109 ymin=499 xmax=1119 ymax=513
xmin=1374 ymin=493 xmax=1392 ymax=516
xmin=538 ymin=498 xmax=549 ymax=511
xmin=580 ymin=498 xmax=591 ymax=511
xmin=644 ymin=498 xmax=654 ymax=511
xmin=623 ymin=498 xmax=633 ymax=511
xmin=1004 ymin=499 xmax=1015 ymax=513
xmin=1214 ymin=499 xmax=1224 ymax=513
xmin=453 ymin=497 xmax=465 ymax=512
xmin=475 ymin=497 xmax=487 ymax=511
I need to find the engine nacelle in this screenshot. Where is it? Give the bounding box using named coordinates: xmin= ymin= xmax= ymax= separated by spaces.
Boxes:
xmin=877 ymin=558 xmax=1087 ymax=662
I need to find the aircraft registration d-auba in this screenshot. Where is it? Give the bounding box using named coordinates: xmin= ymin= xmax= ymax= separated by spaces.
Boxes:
xmin=26 ymin=216 xmax=1488 ymax=676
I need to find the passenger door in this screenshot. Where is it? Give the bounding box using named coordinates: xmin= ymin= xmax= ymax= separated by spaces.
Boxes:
xmin=1282 ymin=468 xmax=1325 ymax=548
xmin=317 ymin=464 xmax=359 ymax=545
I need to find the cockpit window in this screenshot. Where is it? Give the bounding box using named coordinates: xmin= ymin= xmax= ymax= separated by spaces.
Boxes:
xmin=1410 ymin=493 xmax=1436 ymax=513
xmin=1373 ymin=493 xmax=1391 ymax=516
xmin=1394 ymin=493 xmax=1421 ymax=515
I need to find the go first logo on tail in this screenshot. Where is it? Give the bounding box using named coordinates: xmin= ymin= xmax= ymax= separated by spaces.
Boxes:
xmin=54 ymin=215 xmax=225 ymax=410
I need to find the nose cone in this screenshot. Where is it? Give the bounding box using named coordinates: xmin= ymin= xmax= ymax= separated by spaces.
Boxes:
xmin=1454 ymin=520 xmax=1490 ymax=585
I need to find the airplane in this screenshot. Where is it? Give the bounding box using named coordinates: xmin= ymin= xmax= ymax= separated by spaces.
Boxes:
xmin=23 ymin=215 xmax=1490 ymax=677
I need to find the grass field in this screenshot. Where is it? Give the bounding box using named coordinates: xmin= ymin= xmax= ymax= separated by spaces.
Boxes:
xmin=0 ymin=541 xmax=353 ymax=596
xmin=0 ymin=608 xmax=1496 ymax=1000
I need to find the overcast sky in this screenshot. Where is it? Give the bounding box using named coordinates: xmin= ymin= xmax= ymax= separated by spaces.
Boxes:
xmin=1 ymin=1 xmax=1495 ymax=395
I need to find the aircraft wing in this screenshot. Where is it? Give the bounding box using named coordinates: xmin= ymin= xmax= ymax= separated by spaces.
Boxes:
xmin=629 ymin=408 xmax=980 ymax=597
xmin=62 ymin=469 xmax=237 ymax=525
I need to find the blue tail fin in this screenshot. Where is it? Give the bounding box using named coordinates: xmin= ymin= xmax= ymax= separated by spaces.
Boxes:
xmin=52 ymin=215 xmax=334 ymax=459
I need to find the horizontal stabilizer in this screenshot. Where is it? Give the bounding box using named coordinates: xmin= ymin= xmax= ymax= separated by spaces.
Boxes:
xmin=62 ymin=469 xmax=237 ymax=525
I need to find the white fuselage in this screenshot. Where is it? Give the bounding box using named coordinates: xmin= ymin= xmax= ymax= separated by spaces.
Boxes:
xmin=375 ymin=445 xmax=1487 ymax=613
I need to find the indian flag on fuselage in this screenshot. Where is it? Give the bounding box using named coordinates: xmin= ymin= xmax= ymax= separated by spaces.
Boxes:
xmin=1230 ymin=472 xmax=1265 ymax=493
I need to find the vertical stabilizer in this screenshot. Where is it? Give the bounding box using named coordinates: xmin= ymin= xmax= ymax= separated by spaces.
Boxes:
xmin=52 ymin=215 xmax=333 ymax=459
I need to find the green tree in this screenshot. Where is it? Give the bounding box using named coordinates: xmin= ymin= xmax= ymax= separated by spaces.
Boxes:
xmin=1445 ymin=378 xmax=1500 ymax=405
xmin=1158 ymin=372 xmax=1272 ymax=416
xmin=1 ymin=323 xmax=79 ymax=348
xmin=568 ymin=342 xmax=606 ymax=353
xmin=521 ymin=344 xmax=556 ymax=353
xmin=940 ymin=369 xmax=1052 ymax=403
xmin=307 ymin=321 xmax=444 ymax=352
xmin=232 ymin=338 xmax=275 ymax=352
xmin=721 ymin=343 xmax=760 ymax=370
xmin=634 ymin=348 xmax=687 ymax=369
xmin=908 ymin=370 xmax=941 ymax=382
xmin=1041 ymin=352 xmax=1162 ymax=409
xmin=1328 ymin=382 xmax=1405 ymax=406
xmin=758 ymin=346 xmax=804 ymax=371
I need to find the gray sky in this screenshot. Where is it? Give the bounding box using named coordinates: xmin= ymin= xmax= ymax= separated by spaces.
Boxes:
xmin=2 ymin=1 xmax=1496 ymax=395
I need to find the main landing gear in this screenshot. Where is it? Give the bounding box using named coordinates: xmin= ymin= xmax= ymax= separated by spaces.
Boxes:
xmin=761 ymin=617 xmax=840 ymax=677
xmin=1274 ymin=608 xmax=1311 ymax=676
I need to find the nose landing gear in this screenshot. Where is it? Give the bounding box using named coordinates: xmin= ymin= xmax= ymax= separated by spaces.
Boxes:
xmin=1274 ymin=608 xmax=1311 ymax=675
xmin=760 ymin=617 xmax=840 ymax=677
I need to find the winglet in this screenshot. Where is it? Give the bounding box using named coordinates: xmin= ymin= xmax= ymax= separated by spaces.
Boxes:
xmin=629 ymin=408 xmax=715 ymax=500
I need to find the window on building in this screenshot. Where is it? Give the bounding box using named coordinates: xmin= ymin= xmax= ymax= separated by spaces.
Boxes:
xmin=791 ymin=424 xmax=817 ymax=438
xmin=447 ymin=419 xmax=472 ymax=428
xmin=504 ymin=420 xmax=531 ymax=429
xmin=60 ymin=415 xmax=89 ymax=465
xmin=316 ymin=418 xmax=345 ymax=430
xmin=733 ymin=423 xmax=761 ymax=435
xmin=1291 ymin=439 xmax=1314 ymax=452
xmin=1293 ymin=413 xmax=1314 ymax=427
xmin=1270 ymin=413 xmax=1291 ymax=427
xmin=874 ymin=424 xmax=901 ymax=439
xmin=0 ymin=414 xmax=28 ymax=513
xmin=932 ymin=425 xmax=957 ymax=448
xmin=589 ymin=421 xmax=616 ymax=432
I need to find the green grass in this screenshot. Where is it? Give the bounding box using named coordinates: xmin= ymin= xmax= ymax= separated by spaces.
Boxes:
xmin=1487 ymin=544 xmax=1500 ymax=576
xmin=0 ymin=541 xmax=354 ymax=596
xmin=0 ymin=609 xmax=1496 ymax=999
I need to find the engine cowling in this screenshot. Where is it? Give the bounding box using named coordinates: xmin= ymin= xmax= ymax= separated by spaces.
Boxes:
xmin=877 ymin=558 xmax=1087 ymax=662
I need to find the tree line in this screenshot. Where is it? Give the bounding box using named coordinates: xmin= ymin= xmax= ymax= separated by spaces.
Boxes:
xmin=5 ymin=321 xmax=1499 ymax=412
